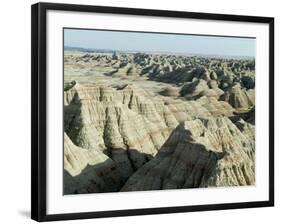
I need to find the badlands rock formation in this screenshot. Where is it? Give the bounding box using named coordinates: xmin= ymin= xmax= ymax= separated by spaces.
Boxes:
xmin=64 ymin=133 xmax=123 ymax=194
xmin=121 ymin=117 xmax=254 ymax=191
xmin=63 ymin=50 xmax=255 ymax=194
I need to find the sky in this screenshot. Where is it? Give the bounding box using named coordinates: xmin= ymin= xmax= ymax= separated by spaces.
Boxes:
xmin=64 ymin=28 xmax=255 ymax=57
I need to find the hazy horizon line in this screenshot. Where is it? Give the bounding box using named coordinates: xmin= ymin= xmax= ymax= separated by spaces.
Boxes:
xmin=64 ymin=45 xmax=255 ymax=59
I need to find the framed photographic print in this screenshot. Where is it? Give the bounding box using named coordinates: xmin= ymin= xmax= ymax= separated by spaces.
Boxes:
xmin=31 ymin=2 xmax=274 ymax=222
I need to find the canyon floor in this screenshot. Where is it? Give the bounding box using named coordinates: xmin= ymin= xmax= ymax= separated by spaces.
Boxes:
xmin=63 ymin=50 xmax=255 ymax=194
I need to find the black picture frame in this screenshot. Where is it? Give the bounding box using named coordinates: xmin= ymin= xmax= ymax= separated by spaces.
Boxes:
xmin=31 ymin=2 xmax=274 ymax=222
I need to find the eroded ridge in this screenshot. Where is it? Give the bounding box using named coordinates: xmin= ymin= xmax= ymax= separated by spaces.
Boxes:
xmin=63 ymin=51 xmax=255 ymax=194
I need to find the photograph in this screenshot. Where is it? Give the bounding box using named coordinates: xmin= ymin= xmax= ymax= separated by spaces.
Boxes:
xmin=63 ymin=28 xmax=256 ymax=195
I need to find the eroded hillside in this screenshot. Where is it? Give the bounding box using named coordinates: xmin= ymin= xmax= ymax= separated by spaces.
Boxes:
xmin=63 ymin=51 xmax=255 ymax=194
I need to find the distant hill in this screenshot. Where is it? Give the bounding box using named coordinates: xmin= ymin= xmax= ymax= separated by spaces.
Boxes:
xmin=64 ymin=46 xmax=254 ymax=60
xmin=64 ymin=46 xmax=116 ymax=53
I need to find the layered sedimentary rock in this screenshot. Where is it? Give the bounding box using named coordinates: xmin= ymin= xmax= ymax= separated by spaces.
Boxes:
xmin=64 ymin=83 xmax=178 ymax=178
xmin=64 ymin=82 xmax=237 ymax=179
xmin=64 ymin=50 xmax=255 ymax=193
xmin=64 ymin=133 xmax=123 ymax=194
xmin=64 ymin=52 xmax=255 ymax=89
xmin=64 ymin=83 xmax=177 ymax=151
xmin=159 ymin=86 xmax=180 ymax=97
xmin=121 ymin=117 xmax=255 ymax=191
xmin=180 ymin=79 xmax=224 ymax=100
xmin=220 ymin=83 xmax=255 ymax=111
